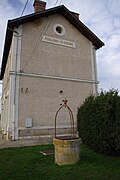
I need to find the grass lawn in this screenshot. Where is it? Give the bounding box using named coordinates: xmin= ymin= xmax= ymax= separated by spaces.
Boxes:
xmin=0 ymin=144 xmax=120 ymax=180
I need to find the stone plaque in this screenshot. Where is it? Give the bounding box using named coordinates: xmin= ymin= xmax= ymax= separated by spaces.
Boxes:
xmin=42 ymin=35 xmax=76 ymax=48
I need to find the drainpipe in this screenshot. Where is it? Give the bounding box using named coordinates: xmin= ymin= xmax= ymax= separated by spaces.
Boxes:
xmin=93 ymin=47 xmax=98 ymax=96
xmin=8 ymin=28 xmax=19 ymax=141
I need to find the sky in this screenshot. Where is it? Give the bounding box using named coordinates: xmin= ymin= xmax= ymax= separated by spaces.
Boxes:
xmin=0 ymin=0 xmax=120 ymax=94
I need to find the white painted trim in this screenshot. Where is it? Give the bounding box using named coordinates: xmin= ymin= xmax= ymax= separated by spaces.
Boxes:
xmin=9 ymin=25 xmax=22 ymax=140
xmin=8 ymin=75 xmax=14 ymax=137
xmin=14 ymin=26 xmax=22 ymax=140
xmin=9 ymin=35 xmax=16 ymax=140
xmin=93 ymin=48 xmax=98 ymax=95
xmin=91 ymin=44 xmax=98 ymax=95
xmin=18 ymin=125 xmax=77 ymax=130
xmin=15 ymin=25 xmax=22 ymax=140
xmin=10 ymin=72 xmax=99 ymax=84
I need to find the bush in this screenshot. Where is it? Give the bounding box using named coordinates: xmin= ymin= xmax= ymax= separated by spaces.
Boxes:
xmin=77 ymin=89 xmax=120 ymax=156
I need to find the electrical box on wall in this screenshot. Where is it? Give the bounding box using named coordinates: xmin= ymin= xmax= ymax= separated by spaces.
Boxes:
xmin=25 ymin=118 xmax=32 ymax=128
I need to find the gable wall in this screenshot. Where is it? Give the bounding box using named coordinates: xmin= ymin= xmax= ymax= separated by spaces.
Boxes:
xmin=20 ymin=14 xmax=93 ymax=79
xmin=17 ymin=14 xmax=95 ymax=138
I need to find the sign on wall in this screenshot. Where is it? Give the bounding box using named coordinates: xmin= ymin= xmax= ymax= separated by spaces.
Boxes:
xmin=42 ymin=35 xmax=76 ymax=48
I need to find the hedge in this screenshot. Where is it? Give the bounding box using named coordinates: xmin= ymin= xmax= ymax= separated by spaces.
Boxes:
xmin=77 ymin=89 xmax=120 ymax=156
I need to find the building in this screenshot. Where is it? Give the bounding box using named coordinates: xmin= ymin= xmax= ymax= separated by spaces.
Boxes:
xmin=0 ymin=0 xmax=104 ymax=142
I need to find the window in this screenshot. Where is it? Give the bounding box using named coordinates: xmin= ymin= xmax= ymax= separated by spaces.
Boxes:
xmin=54 ymin=24 xmax=65 ymax=36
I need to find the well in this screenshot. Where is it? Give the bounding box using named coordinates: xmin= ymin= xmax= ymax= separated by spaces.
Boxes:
xmin=53 ymin=99 xmax=80 ymax=166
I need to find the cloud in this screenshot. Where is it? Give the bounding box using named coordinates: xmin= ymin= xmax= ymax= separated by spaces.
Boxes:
xmin=0 ymin=0 xmax=32 ymax=63
xmin=106 ymin=0 xmax=120 ymax=16
xmin=0 ymin=1 xmax=17 ymax=62
xmin=74 ymin=0 xmax=120 ymax=92
xmin=0 ymin=0 xmax=25 ymax=93
xmin=97 ymin=33 xmax=120 ymax=91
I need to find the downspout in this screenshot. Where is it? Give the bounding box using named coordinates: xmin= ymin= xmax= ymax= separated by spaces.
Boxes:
xmin=93 ymin=47 xmax=98 ymax=96
xmin=8 ymin=28 xmax=19 ymax=140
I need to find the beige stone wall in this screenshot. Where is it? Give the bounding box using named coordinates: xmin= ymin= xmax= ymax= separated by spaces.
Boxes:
xmin=18 ymin=13 xmax=94 ymax=138
xmin=1 ymin=27 xmax=21 ymax=139
xmin=20 ymin=14 xmax=93 ymax=79
xmin=1 ymin=47 xmax=12 ymax=136
xmin=18 ymin=76 xmax=93 ymax=137
xmin=2 ymin=49 xmax=12 ymax=94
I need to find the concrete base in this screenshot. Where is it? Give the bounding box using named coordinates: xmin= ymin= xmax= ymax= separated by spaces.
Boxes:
xmin=53 ymin=137 xmax=80 ymax=166
xmin=0 ymin=133 xmax=52 ymax=149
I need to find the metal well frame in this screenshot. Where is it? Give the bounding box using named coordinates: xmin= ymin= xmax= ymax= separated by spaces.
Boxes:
xmin=54 ymin=99 xmax=75 ymax=138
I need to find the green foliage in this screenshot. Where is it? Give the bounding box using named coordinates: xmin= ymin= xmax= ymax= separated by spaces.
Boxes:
xmin=0 ymin=144 xmax=120 ymax=180
xmin=77 ymin=89 xmax=120 ymax=156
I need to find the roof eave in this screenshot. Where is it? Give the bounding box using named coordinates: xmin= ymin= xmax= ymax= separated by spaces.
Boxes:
xmin=59 ymin=7 xmax=104 ymax=49
xmin=0 ymin=21 xmax=13 ymax=80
